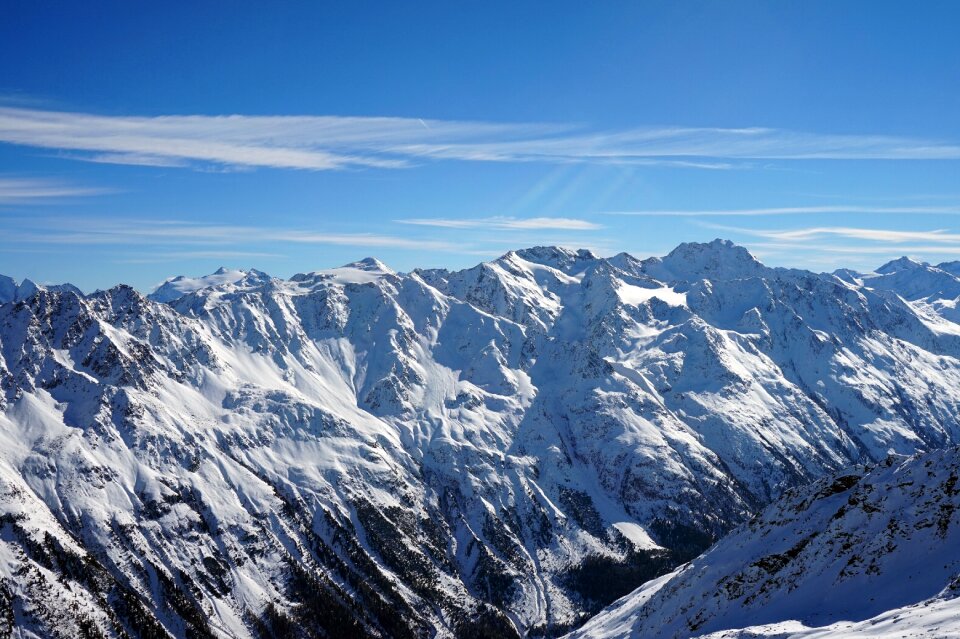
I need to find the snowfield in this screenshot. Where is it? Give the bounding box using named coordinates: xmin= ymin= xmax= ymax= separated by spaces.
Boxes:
xmin=1 ymin=240 xmax=960 ymax=637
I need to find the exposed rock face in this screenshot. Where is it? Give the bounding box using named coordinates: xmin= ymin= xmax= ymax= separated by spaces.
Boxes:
xmin=3 ymin=241 xmax=960 ymax=637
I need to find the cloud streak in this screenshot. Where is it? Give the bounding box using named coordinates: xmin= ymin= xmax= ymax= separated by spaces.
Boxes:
xmin=750 ymin=227 xmax=960 ymax=244
xmin=396 ymin=216 xmax=602 ymax=230
xmin=606 ymin=205 xmax=960 ymax=217
xmin=748 ymin=241 xmax=960 ymax=257
xmin=708 ymin=225 xmax=960 ymax=243
xmin=3 ymin=106 xmax=960 ymax=172
xmin=0 ymin=215 xmax=618 ymax=273
xmin=713 ymin=226 xmax=960 ymax=272
xmin=0 ymin=176 xmax=110 ymax=203
xmin=0 ymin=217 xmax=462 ymax=252
xmin=117 ymin=250 xmax=287 ymax=264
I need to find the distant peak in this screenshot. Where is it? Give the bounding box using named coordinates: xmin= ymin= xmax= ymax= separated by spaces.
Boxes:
xmin=514 ymin=245 xmax=597 ymax=260
xmin=340 ymin=257 xmax=394 ymax=274
xmin=509 ymin=246 xmax=599 ymax=271
xmin=936 ymin=260 xmax=960 ymax=277
xmin=644 ymin=239 xmax=765 ymax=282
xmin=17 ymin=279 xmax=40 ymax=300
xmin=667 ymin=238 xmax=750 ymax=258
xmin=0 ymin=275 xmax=15 ymax=304
xmin=0 ymin=277 xmax=84 ymax=303
xmin=148 ymin=267 xmax=258 ymax=303
xmin=831 ymin=268 xmax=864 ymax=285
xmin=876 ymin=256 xmax=928 ymax=275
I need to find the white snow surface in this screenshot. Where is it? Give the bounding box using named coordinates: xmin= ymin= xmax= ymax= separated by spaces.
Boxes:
xmin=565 ymin=447 xmax=960 ymax=639
xmin=148 ymin=267 xmax=267 ymax=303
xmin=616 ymin=283 xmax=687 ymax=308
xmin=696 ymin=596 xmax=960 ymax=638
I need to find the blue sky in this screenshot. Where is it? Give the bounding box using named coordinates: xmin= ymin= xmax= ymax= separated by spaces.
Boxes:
xmin=2 ymin=1 xmax=960 ymax=292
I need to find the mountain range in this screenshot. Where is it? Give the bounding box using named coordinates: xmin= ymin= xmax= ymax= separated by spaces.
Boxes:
xmin=2 ymin=240 xmax=960 ymax=638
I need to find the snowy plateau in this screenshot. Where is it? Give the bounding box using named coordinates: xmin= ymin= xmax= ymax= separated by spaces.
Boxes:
xmin=1 ymin=240 xmax=960 ymax=638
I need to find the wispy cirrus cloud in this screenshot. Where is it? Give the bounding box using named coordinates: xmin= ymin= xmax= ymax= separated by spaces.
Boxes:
xmin=709 ymin=225 xmax=960 ymax=273
xmin=726 ymin=240 xmax=960 ymax=277
xmin=707 ymin=225 xmax=960 ymax=243
xmin=0 ymin=106 xmax=547 ymax=171
xmin=3 ymin=105 xmax=960 ymax=172
xmin=117 ymin=250 xmax=286 ymax=264
xmin=396 ymin=216 xmax=602 ymax=230
xmin=816 ymin=245 xmax=960 ymax=255
xmin=0 ymin=176 xmax=111 ymax=203
xmin=0 ymin=215 xmax=619 ymax=270
xmin=606 ymin=205 xmax=960 ymax=217
xmin=0 ymin=216 xmax=461 ymax=252
xmin=392 ymin=127 xmax=960 ymax=164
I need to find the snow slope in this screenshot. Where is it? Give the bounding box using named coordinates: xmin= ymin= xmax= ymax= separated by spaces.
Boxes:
xmin=566 ymin=447 xmax=960 ymax=639
xmin=3 ymin=240 xmax=960 ymax=637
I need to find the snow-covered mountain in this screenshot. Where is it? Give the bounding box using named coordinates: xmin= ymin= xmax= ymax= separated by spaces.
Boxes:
xmin=566 ymin=446 xmax=960 ymax=639
xmin=0 ymin=275 xmax=82 ymax=304
xmin=149 ymin=268 xmax=271 ymax=304
xmin=3 ymin=240 xmax=960 ymax=637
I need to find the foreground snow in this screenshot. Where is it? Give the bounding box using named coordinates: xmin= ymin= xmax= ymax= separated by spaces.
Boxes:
xmin=698 ymin=596 xmax=960 ymax=638
xmin=566 ymin=448 xmax=960 ymax=639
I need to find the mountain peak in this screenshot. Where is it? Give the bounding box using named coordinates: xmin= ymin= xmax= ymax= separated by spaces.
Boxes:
xmin=831 ymin=267 xmax=864 ymax=285
xmin=291 ymin=258 xmax=396 ymax=286
xmin=148 ymin=267 xmax=258 ymax=303
xmin=667 ymin=238 xmax=752 ymax=259
xmin=340 ymin=257 xmax=394 ymax=273
xmin=17 ymin=278 xmax=40 ymax=299
xmin=0 ymin=277 xmax=84 ymax=303
xmin=936 ymin=260 xmax=960 ymax=277
xmin=0 ymin=274 xmax=15 ymax=304
xmin=644 ymin=238 xmax=766 ymax=282
xmin=876 ymin=255 xmax=929 ymax=274
xmin=509 ymin=245 xmax=599 ymax=271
